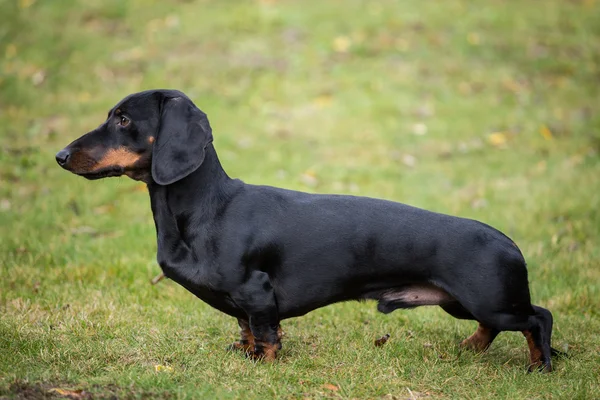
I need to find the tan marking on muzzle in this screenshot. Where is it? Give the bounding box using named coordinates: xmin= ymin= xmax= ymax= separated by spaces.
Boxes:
xmin=92 ymin=147 xmax=141 ymax=171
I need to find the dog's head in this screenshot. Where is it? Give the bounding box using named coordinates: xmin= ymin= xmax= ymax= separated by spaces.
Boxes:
xmin=56 ymin=89 xmax=213 ymax=185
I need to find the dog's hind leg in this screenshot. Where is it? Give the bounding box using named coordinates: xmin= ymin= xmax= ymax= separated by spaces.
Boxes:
xmin=232 ymin=270 xmax=281 ymax=361
xmin=460 ymin=307 xmax=553 ymax=372
xmin=460 ymin=324 xmax=500 ymax=352
xmin=522 ymin=305 xmax=554 ymax=373
xmin=441 ymin=302 xmax=499 ymax=352
xmin=444 ymin=297 xmax=554 ymax=371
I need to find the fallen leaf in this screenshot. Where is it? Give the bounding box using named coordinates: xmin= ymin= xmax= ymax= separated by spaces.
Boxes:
xmin=151 ymin=273 xmax=166 ymax=285
xmin=31 ymin=70 xmax=46 ymax=86
xmin=154 ymin=364 xmax=173 ymax=372
xmin=539 ymin=125 xmax=553 ymax=140
xmin=47 ymin=388 xmax=89 ymax=399
xmin=322 ymin=383 xmax=339 ymax=391
xmin=374 ymin=333 xmax=390 ymax=347
xmin=313 ymin=94 xmax=333 ymax=108
xmin=300 ymin=170 xmax=318 ymax=187
xmin=332 ymin=36 xmax=351 ymax=53
xmin=401 ymin=154 xmax=417 ymax=168
xmin=488 ymin=132 xmax=508 ymax=147
xmin=411 ymin=123 xmax=427 ymax=136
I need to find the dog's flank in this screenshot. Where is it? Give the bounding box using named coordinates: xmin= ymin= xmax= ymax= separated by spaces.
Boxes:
xmin=56 ymin=89 xmax=561 ymax=371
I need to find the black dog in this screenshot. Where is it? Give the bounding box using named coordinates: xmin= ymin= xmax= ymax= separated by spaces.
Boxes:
xmin=56 ymin=89 xmax=559 ymax=371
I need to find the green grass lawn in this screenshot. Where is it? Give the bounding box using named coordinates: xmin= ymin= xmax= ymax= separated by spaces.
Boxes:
xmin=1 ymin=0 xmax=600 ymax=398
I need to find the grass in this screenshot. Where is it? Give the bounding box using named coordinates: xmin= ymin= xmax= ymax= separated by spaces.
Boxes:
xmin=1 ymin=0 xmax=599 ymax=398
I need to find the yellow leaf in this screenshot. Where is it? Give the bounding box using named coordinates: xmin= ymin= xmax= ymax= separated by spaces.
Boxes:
xmin=539 ymin=125 xmax=553 ymax=140
xmin=154 ymin=364 xmax=173 ymax=372
xmin=313 ymin=94 xmax=332 ymax=108
xmin=332 ymin=36 xmax=351 ymax=53
xmin=133 ymin=183 xmax=148 ymax=192
xmin=47 ymin=388 xmax=87 ymax=398
xmin=19 ymin=0 xmax=35 ymax=8
xmin=488 ymin=132 xmax=507 ymax=147
xmin=300 ymin=169 xmax=318 ymax=187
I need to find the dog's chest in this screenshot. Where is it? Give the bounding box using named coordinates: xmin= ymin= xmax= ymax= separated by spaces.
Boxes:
xmin=157 ymin=250 xmax=243 ymax=317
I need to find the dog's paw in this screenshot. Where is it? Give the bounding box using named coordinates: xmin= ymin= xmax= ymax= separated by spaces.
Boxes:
xmin=251 ymin=343 xmax=278 ymax=362
xmin=527 ymin=361 xmax=552 ymax=373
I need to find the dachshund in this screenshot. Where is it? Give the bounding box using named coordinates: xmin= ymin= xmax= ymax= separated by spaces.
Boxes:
xmin=56 ymin=89 xmax=561 ymax=371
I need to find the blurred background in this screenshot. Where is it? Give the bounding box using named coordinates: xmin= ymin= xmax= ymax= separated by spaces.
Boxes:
xmin=1 ymin=0 xmax=599 ymax=398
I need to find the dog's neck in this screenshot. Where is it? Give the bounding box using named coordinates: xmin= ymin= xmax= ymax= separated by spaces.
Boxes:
xmin=147 ymin=144 xmax=240 ymax=246
xmin=170 ymin=143 xmax=232 ymax=195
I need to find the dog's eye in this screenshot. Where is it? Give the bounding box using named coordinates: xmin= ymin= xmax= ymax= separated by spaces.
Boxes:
xmin=118 ymin=116 xmax=130 ymax=127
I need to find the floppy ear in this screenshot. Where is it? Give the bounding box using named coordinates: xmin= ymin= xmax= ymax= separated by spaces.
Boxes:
xmin=151 ymin=96 xmax=213 ymax=185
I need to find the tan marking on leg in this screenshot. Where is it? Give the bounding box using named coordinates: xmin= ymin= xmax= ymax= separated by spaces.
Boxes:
xmin=92 ymin=147 xmax=141 ymax=171
xmin=461 ymin=324 xmax=494 ymax=352
xmin=253 ymin=340 xmax=278 ymax=362
xmin=230 ymin=320 xmax=255 ymax=354
xmin=523 ymin=330 xmax=543 ymax=369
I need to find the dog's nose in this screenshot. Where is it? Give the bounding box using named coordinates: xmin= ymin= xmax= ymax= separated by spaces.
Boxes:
xmin=55 ymin=149 xmax=70 ymax=166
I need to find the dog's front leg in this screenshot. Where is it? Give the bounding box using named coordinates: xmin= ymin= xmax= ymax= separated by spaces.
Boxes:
xmin=232 ymin=270 xmax=281 ymax=361
xmin=228 ymin=318 xmax=255 ymax=355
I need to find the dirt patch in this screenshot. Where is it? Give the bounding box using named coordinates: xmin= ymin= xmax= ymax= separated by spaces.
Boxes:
xmin=3 ymin=381 xmax=172 ymax=400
